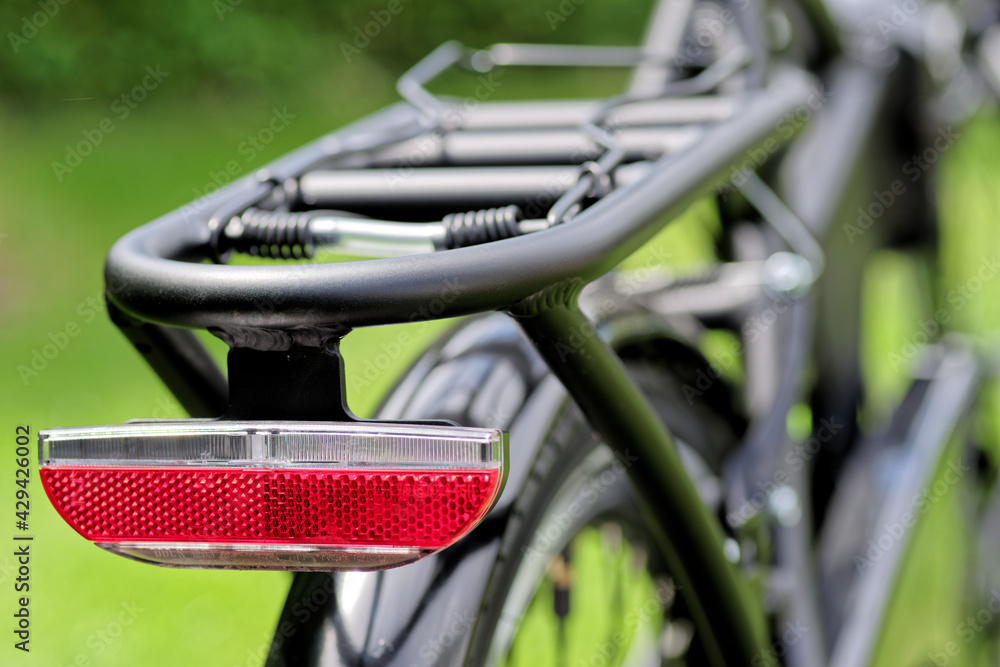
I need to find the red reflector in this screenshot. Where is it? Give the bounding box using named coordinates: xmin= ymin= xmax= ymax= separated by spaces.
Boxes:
xmin=38 ymin=421 xmax=507 ymax=570
xmin=41 ymin=467 xmax=499 ymax=549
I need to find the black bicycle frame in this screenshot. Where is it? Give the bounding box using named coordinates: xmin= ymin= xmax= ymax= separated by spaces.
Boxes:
xmin=96 ymin=0 xmax=955 ymax=654
xmin=101 ymin=68 xmax=819 ymax=666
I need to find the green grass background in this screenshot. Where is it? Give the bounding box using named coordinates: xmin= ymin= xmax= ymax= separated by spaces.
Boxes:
xmin=2 ymin=7 xmax=1000 ymax=665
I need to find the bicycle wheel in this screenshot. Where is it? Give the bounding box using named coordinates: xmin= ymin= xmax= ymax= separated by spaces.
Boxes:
xmin=466 ymin=355 xmax=744 ymax=667
xmin=262 ymin=312 xmax=743 ymax=667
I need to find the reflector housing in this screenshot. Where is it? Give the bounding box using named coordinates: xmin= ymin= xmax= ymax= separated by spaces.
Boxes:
xmin=39 ymin=421 xmax=506 ymax=570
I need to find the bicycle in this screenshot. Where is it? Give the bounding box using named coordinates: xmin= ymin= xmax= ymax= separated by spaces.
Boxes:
xmin=36 ymin=0 xmax=1000 ymax=664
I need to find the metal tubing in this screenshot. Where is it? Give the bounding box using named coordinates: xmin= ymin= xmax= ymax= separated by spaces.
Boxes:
xmin=775 ymin=460 xmax=829 ymax=667
xmin=454 ymin=96 xmax=738 ymax=130
xmin=485 ymin=43 xmax=647 ymax=67
xmin=738 ymin=173 xmax=825 ymax=276
xmin=828 ymin=346 xmax=979 ymax=667
xmin=310 ymin=216 xmax=444 ymax=255
xmin=301 ymin=165 xmax=586 ymax=207
xmin=779 ymin=62 xmax=888 ymax=237
xmin=629 ymin=0 xmax=696 ymax=94
xmin=367 ymin=127 xmax=703 ymax=166
xmin=511 ymin=298 xmax=767 ymax=667
xmin=396 ymin=41 xmax=464 ymax=120
xmin=302 ymin=162 xmax=655 ymax=208
xmin=105 ymin=67 xmax=816 ymax=332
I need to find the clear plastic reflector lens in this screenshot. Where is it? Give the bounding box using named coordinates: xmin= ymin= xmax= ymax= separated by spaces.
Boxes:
xmin=39 ymin=421 xmax=506 ymax=571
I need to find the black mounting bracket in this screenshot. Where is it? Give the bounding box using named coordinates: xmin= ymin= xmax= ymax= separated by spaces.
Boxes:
xmin=225 ymin=343 xmax=359 ymax=421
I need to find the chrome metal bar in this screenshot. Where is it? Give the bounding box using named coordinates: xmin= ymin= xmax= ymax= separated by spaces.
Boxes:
xmin=299 ymin=162 xmax=654 ymax=208
xmin=301 ymin=166 xmax=577 ymax=207
xmin=307 ymin=215 xmax=550 ymax=257
xmin=484 ymin=43 xmax=646 ymax=67
xmin=368 ymin=126 xmax=704 ymax=166
xmin=310 ymin=217 xmax=444 ymax=256
xmin=454 ymin=96 xmax=738 ymax=130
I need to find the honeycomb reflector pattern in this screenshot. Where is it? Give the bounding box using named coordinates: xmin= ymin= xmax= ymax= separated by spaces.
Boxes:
xmin=40 ymin=467 xmax=501 ymax=549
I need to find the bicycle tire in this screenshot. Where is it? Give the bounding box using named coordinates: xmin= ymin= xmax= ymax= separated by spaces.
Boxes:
xmin=263 ymin=311 xmax=743 ymax=667
xmin=465 ymin=351 xmax=743 ymax=666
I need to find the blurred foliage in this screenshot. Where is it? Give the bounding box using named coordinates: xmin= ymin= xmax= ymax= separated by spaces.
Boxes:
xmin=1 ymin=0 xmax=654 ymax=105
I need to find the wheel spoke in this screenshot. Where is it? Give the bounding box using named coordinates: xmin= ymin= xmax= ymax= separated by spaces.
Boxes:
xmin=503 ymin=523 xmax=680 ymax=667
